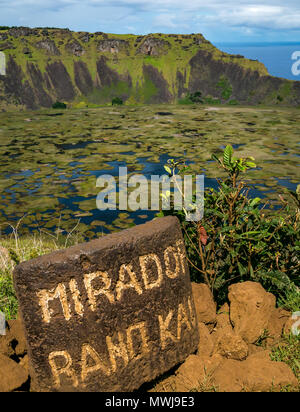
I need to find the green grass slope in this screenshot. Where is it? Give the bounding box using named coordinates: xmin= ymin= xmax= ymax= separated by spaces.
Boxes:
xmin=0 ymin=27 xmax=299 ymax=109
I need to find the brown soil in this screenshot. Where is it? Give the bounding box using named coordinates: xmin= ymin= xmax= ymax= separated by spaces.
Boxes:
xmin=0 ymin=281 xmax=298 ymax=392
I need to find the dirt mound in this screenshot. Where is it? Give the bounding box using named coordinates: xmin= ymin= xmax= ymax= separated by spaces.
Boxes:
xmin=228 ymin=281 xmax=276 ymax=343
xmin=155 ymin=281 xmax=299 ymax=392
xmin=0 ymin=319 xmax=29 ymax=391
xmin=0 ymin=281 xmax=298 ymax=392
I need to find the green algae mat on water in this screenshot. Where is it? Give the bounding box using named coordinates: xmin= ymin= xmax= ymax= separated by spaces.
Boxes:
xmin=0 ymin=105 xmax=299 ymax=238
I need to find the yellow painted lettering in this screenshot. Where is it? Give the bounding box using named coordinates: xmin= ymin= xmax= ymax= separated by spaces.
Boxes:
xmin=116 ymin=264 xmax=143 ymax=301
xmin=84 ymin=271 xmax=114 ymax=311
xmin=37 ymin=283 xmax=71 ymax=323
xmin=48 ymin=350 xmax=78 ymax=388
xmin=106 ymin=332 xmax=129 ymax=373
xmin=140 ymin=253 xmax=163 ymax=290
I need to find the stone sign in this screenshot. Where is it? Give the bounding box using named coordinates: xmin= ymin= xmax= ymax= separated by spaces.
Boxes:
xmin=14 ymin=216 xmax=199 ymax=392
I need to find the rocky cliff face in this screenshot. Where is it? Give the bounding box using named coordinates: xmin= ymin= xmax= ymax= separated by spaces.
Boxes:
xmin=0 ymin=27 xmax=299 ymax=110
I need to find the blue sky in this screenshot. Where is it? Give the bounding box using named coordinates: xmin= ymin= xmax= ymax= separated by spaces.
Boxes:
xmin=1 ymin=0 xmax=300 ymax=43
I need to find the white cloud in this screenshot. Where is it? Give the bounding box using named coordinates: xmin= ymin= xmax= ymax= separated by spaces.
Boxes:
xmin=153 ymin=14 xmax=177 ymax=29
xmin=204 ymin=4 xmax=300 ymax=30
xmin=0 ymin=0 xmax=300 ymax=39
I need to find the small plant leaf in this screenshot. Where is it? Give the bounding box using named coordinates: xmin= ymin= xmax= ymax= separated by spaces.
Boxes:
xmin=164 ymin=166 xmax=172 ymax=175
xmin=223 ymin=145 xmax=233 ymax=167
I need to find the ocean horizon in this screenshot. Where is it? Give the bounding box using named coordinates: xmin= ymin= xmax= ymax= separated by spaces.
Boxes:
xmin=215 ymin=42 xmax=300 ymax=81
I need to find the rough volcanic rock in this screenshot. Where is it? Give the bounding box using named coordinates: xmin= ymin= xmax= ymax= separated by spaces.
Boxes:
xmin=79 ymin=32 xmax=93 ymax=43
xmin=8 ymin=27 xmax=37 ymax=38
xmin=96 ymin=55 xmax=132 ymax=101
xmin=97 ymin=39 xmax=129 ymax=54
xmin=35 ymin=39 xmax=60 ymax=56
xmin=97 ymin=55 xmax=119 ymax=87
xmin=46 ymin=61 xmax=75 ymax=101
xmin=0 ymin=33 xmax=8 ymax=41
xmin=0 ymin=354 xmax=28 ymax=392
xmin=228 ymin=281 xmax=276 ymax=344
xmin=191 ymin=282 xmax=216 ymax=325
xmin=136 ymin=37 xmax=170 ymax=56
xmin=13 ymin=216 xmax=199 ymax=392
xmin=74 ymin=61 xmax=93 ymax=95
xmin=1 ymin=27 xmax=300 ymax=109
xmin=0 ymin=41 xmax=15 ymax=50
xmin=142 ymin=64 xmax=173 ymax=104
xmin=23 ymin=47 xmax=31 ymax=55
xmin=65 ymin=39 xmax=85 ymax=56
xmin=95 ymin=32 xmax=108 ymax=38
xmin=3 ymin=56 xmax=37 ymax=109
xmin=292 ymin=82 xmax=300 ymax=105
xmin=27 ymin=62 xmax=53 ymax=107
xmin=193 ymin=37 xmax=203 ymax=46
xmin=176 ymin=70 xmax=187 ymax=98
xmin=134 ymin=36 xmax=145 ymax=45
xmin=188 ymin=49 xmax=298 ymax=105
xmin=43 ymin=72 xmax=53 ymax=91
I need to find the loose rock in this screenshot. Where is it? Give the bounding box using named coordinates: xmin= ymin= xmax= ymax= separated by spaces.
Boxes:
xmin=213 ymin=332 xmax=248 ymax=360
xmin=0 ymin=354 xmax=28 ymax=392
xmin=228 ymin=281 xmax=276 ymax=344
xmin=242 ymin=355 xmax=298 ymax=391
xmin=175 ymin=354 xmax=223 ymax=391
xmin=197 ymin=322 xmax=214 ymax=357
xmin=191 ymin=282 xmax=216 ymax=325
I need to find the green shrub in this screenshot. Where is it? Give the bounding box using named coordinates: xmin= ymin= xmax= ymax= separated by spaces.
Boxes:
xmin=203 ymin=96 xmax=221 ymax=105
xmin=52 ymin=101 xmax=67 ymax=109
xmin=278 ymin=288 xmax=300 ymax=313
xmin=216 ymin=75 xmax=233 ymax=101
xmin=189 ymin=91 xmax=203 ymax=104
xmin=178 ymin=97 xmax=194 ymax=105
xmin=178 ymin=91 xmax=203 ymax=105
xmin=0 ymin=270 xmax=18 ymax=319
xmin=270 ymin=333 xmax=300 ymax=383
xmin=112 ymin=97 xmax=123 ymax=106
xmin=158 ymin=146 xmax=300 ymax=305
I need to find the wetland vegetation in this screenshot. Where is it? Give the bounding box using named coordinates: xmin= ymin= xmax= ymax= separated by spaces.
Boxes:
xmin=0 ymin=104 xmax=299 ymax=237
xmin=0 ymin=104 xmax=299 ymax=317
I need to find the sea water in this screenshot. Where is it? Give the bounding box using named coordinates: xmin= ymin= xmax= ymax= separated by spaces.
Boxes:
xmin=215 ymin=42 xmax=300 ymax=81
